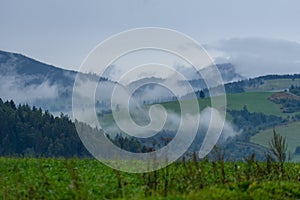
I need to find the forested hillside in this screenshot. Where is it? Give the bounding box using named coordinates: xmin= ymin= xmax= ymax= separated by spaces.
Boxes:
xmin=0 ymin=98 xmax=147 ymax=157
xmin=0 ymin=99 xmax=89 ymax=157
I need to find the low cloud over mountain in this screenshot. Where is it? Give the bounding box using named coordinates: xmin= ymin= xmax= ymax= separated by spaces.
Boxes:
xmin=0 ymin=50 xmax=117 ymax=115
xmin=206 ymin=37 xmax=300 ymax=77
xmin=0 ymin=50 xmax=244 ymax=114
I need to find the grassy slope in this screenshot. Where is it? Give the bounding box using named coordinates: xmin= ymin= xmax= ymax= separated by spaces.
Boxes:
xmin=251 ymin=121 xmax=300 ymax=161
xmin=245 ymin=78 xmax=300 ymax=92
xmin=161 ymin=98 xmax=211 ymax=113
xmin=162 ymin=92 xmax=300 ymax=117
xmin=226 ymin=92 xmax=280 ymax=115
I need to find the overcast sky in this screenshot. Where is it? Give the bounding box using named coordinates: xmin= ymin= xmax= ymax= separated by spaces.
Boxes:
xmin=1 ymin=0 xmax=300 ymax=77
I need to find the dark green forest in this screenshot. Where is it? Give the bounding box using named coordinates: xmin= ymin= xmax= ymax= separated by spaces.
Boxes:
xmin=0 ymin=99 xmax=145 ymax=157
xmin=0 ymin=99 xmax=89 ymax=157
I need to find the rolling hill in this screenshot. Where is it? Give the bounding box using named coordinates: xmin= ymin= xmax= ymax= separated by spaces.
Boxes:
xmin=251 ymin=121 xmax=300 ymax=161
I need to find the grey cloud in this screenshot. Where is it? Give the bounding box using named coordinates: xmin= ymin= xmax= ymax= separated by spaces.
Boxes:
xmin=102 ymin=106 xmax=239 ymax=142
xmin=0 ymin=74 xmax=59 ymax=105
xmin=206 ymin=37 xmax=300 ymax=77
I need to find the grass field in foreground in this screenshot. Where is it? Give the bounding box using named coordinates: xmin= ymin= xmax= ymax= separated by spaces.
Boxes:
xmin=1 ymin=157 xmax=300 ymax=199
xmin=251 ymin=121 xmax=300 ymax=161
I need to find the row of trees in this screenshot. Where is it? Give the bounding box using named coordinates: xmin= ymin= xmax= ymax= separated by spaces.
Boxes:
xmin=290 ymin=85 xmax=300 ymax=96
xmin=228 ymin=106 xmax=284 ymax=132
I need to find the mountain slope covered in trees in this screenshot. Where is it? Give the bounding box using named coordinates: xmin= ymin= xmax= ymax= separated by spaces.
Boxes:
xmin=0 ymin=99 xmax=89 ymax=157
